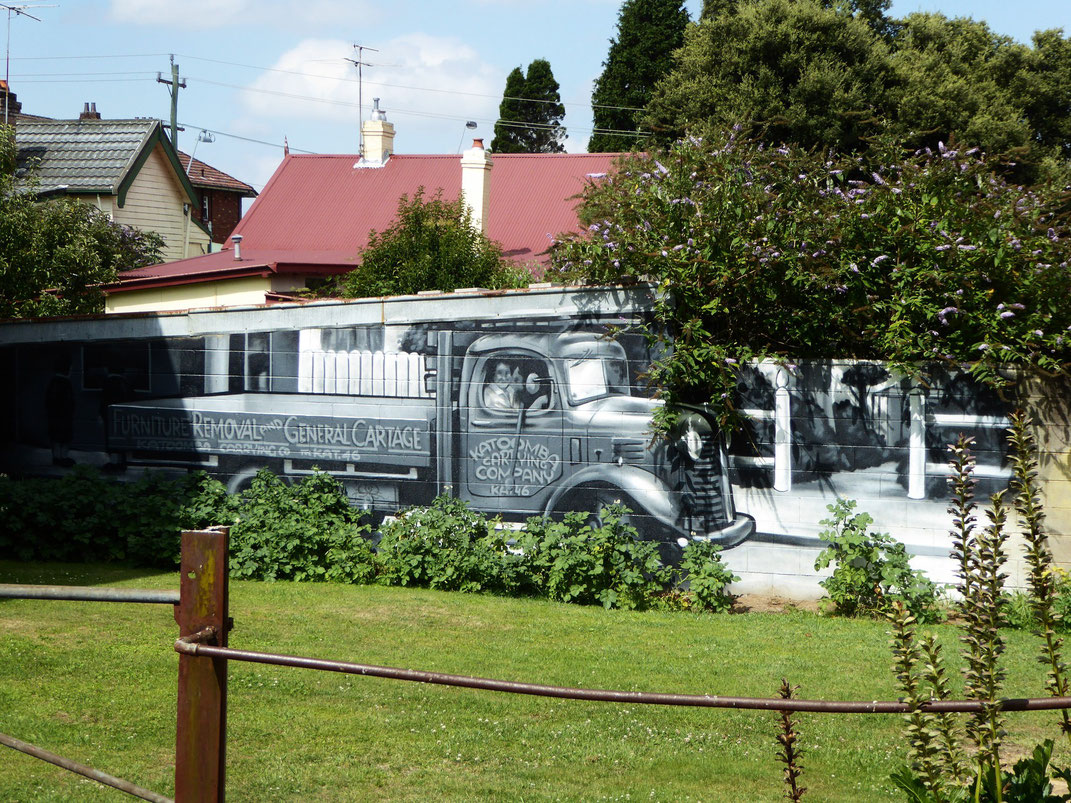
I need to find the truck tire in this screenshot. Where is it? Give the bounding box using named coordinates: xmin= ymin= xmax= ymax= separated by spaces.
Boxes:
xmin=560 ymin=484 xmax=683 ymax=564
xmin=223 ymin=462 xmax=284 ymax=496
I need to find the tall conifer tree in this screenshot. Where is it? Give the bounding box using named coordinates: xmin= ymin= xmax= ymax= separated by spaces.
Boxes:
xmin=589 ymin=0 xmax=689 ymax=153
xmin=491 ymin=59 xmax=566 ymax=153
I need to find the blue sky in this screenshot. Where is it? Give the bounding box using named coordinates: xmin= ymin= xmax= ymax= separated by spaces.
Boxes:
xmin=4 ymin=0 xmax=1069 ymax=193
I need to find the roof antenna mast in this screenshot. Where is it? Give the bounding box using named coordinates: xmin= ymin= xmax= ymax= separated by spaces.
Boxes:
xmin=1 ymin=2 xmax=54 ymax=127
xmin=345 ymin=43 xmax=378 ymax=158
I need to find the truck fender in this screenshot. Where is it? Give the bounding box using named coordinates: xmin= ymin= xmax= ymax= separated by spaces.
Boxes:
xmin=543 ymin=464 xmax=680 ymax=530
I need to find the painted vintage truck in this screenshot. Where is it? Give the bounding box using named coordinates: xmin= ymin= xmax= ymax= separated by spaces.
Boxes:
xmin=0 ymin=286 xmax=754 ymax=551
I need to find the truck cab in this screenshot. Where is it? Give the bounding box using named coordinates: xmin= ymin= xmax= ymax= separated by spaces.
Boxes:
xmin=457 ymin=332 xmax=754 ymax=548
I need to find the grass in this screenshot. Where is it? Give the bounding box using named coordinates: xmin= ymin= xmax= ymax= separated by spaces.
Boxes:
xmin=2 ymin=561 xmax=1069 ymax=802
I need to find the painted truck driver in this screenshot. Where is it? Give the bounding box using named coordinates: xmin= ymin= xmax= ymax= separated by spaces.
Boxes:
xmin=483 ymin=361 xmax=520 ymax=411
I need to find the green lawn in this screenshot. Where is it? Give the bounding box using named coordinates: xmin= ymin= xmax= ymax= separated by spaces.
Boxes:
xmin=1 ymin=561 xmax=1066 ymax=802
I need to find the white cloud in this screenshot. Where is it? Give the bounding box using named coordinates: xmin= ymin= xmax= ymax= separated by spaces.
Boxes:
xmin=239 ymin=34 xmax=502 ymax=153
xmin=109 ymin=0 xmax=378 ymax=31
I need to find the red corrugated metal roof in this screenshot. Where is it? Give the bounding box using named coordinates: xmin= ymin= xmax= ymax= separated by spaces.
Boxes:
xmin=112 ymin=150 xmax=622 ymax=291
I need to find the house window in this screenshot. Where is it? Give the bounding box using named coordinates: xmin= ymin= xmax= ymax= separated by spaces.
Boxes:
xmin=201 ymin=193 xmax=210 ymax=222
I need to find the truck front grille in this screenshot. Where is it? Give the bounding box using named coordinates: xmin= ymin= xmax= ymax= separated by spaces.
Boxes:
xmin=678 ymin=446 xmax=729 ymax=533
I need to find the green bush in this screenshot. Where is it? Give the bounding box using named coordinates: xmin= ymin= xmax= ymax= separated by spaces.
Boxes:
xmin=229 ymin=470 xmax=373 ymax=583
xmin=1004 ymin=569 xmax=1071 ymax=632
xmin=374 ymin=495 xmax=520 ymax=594
xmin=814 ymin=499 xmax=939 ymax=623
xmin=0 ymin=466 xmax=231 ymax=566
xmin=1 ymin=472 xmax=739 ymax=613
xmin=516 ymin=506 xmax=668 ymax=610
xmin=676 ymin=540 xmax=739 ymax=613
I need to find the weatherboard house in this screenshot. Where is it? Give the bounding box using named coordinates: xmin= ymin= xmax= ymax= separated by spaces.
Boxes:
xmin=14 ymin=105 xmax=218 ymax=263
xmin=101 ymin=106 xmax=620 ymax=313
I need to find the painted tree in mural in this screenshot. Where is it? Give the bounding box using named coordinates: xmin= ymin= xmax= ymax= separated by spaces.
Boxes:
xmin=652 ymin=0 xmax=1071 ymax=181
xmin=491 ymin=59 xmax=566 ymax=153
xmin=550 ymin=131 xmax=1071 ymax=427
xmin=0 ymin=126 xmax=163 ymax=317
xmin=587 ymin=0 xmax=689 ymax=153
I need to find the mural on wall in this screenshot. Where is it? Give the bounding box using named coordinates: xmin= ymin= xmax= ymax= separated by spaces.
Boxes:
xmin=0 ymin=289 xmax=1015 ymax=580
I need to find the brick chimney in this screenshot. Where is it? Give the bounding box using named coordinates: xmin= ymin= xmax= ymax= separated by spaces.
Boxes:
xmin=1 ymin=80 xmax=22 ymax=129
xmin=359 ymin=98 xmax=394 ymax=165
xmin=79 ymin=102 xmax=101 ymax=120
xmin=460 ymin=138 xmax=492 ymax=233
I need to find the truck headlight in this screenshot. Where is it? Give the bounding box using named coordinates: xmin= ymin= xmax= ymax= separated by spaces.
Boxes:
xmin=675 ymin=412 xmax=711 ymax=462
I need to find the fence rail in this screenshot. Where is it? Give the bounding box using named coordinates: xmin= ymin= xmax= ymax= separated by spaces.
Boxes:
xmin=0 ymin=584 xmax=179 ymax=604
xmin=174 ymin=628 xmax=1071 ymax=716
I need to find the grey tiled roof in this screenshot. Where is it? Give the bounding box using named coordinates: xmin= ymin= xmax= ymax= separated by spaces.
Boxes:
xmin=15 ymin=118 xmax=159 ymax=194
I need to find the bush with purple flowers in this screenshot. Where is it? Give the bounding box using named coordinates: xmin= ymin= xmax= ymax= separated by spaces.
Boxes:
xmin=551 ymin=130 xmax=1071 ymax=428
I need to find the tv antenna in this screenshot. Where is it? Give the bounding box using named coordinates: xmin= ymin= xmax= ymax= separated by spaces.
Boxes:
xmin=344 ymin=43 xmax=378 ymax=157
xmin=2 ymin=2 xmax=55 ymax=126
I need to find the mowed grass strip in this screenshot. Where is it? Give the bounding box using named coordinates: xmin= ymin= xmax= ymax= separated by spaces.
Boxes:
xmin=0 ymin=561 xmax=1066 ymax=802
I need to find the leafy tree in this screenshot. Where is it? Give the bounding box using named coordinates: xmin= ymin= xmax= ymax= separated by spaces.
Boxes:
xmin=1019 ymin=28 xmax=1071 ymax=167
xmin=702 ymin=0 xmax=891 ymax=36
xmin=491 ymin=59 xmax=566 ymax=153
xmin=887 ymin=15 xmax=1033 ymax=167
xmin=588 ymin=0 xmax=690 ymax=153
xmin=0 ymin=126 xmax=164 ymax=317
xmin=550 ymin=132 xmax=1071 ymax=427
xmin=341 ymin=188 xmax=528 ymax=298
xmin=652 ymin=1 xmax=1071 ymax=180
xmin=647 ymin=0 xmax=894 ymax=153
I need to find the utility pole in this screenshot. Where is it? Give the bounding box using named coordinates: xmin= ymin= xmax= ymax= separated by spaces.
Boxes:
xmin=344 ymin=43 xmax=377 ymax=158
xmin=156 ymin=53 xmax=185 ymax=149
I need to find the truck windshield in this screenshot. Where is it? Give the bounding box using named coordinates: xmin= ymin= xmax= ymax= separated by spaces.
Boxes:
xmin=565 ymin=357 xmax=629 ymax=404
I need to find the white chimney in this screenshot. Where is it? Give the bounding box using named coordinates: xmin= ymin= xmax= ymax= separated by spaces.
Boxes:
xmin=460 ymin=138 xmax=492 ymax=233
xmin=231 ymin=234 xmax=243 ymax=260
xmin=360 ymin=98 xmax=395 ymax=165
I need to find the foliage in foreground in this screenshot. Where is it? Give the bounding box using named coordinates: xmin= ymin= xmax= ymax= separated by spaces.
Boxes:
xmin=552 ymin=130 xmax=1071 ymax=428
xmin=0 ymin=125 xmax=164 ymax=317
xmin=0 ymin=468 xmax=737 ymax=612
xmin=339 ymin=189 xmax=530 ymax=299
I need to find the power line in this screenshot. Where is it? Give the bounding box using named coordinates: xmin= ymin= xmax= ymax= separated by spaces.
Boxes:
xmin=8 ymin=52 xmax=168 ymax=59
xmin=6 ymin=49 xmax=649 ymax=114
xmin=12 ymin=76 xmax=150 ymax=83
xmin=173 ymin=53 xmax=646 ymax=113
xmin=178 ymin=121 xmax=319 ymax=155
xmin=8 ymin=69 xmax=156 ymax=77
xmin=185 ymin=74 xmax=651 ymax=139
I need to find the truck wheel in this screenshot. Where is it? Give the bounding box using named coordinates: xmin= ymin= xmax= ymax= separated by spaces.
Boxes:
xmin=224 ymin=463 xmax=281 ymax=496
xmin=561 ymin=484 xmax=681 ymax=564
xmin=560 ymin=484 xmax=645 ymax=535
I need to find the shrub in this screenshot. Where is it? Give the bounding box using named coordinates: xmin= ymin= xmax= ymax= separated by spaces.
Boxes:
xmin=0 ymin=467 xmax=233 ymax=566
xmin=228 ymin=470 xmax=374 ymax=583
xmin=814 ymin=499 xmax=939 ymax=623
xmin=677 ymin=540 xmax=739 ymax=613
xmin=374 ymin=495 xmax=520 ymax=594
xmin=1005 ymin=571 xmax=1071 ymax=632
xmin=516 ymin=506 xmax=668 ymax=610
xmin=340 ymin=189 xmax=530 ymax=299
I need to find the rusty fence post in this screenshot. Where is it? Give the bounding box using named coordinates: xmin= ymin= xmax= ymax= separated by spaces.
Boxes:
xmin=174 ymin=527 xmax=230 ymax=802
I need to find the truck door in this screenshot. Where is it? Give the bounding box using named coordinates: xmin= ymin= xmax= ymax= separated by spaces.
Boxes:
xmin=460 ymin=349 xmax=564 ymax=517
